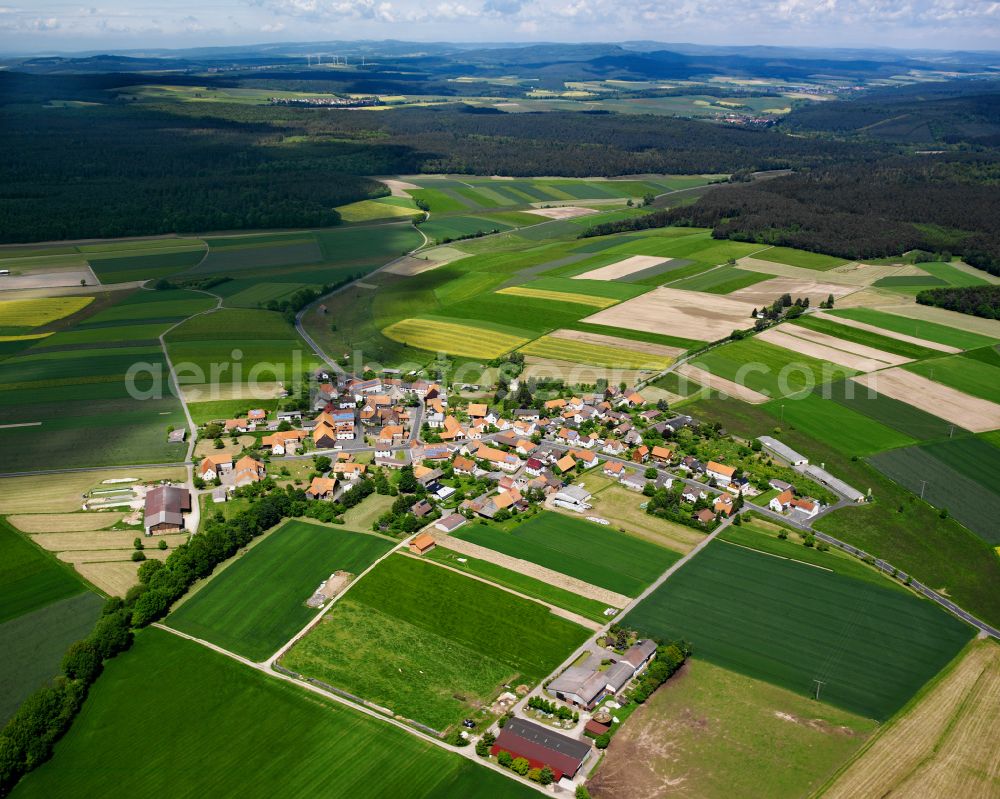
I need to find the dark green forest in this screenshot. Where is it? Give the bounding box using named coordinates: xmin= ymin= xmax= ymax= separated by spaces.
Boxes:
xmin=916 ymin=286 xmax=1000 ymax=318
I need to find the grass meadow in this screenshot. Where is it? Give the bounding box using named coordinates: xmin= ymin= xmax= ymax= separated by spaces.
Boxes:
xmin=11 ymin=628 xmax=535 ymax=799
xmin=282 ymin=554 xmax=588 ymax=730
xmin=628 ymin=540 xmax=973 ymax=720
xmin=455 ymin=511 xmax=679 ymax=597
xmin=904 ymin=352 xmax=1000 ymax=404
xmin=753 ymin=246 xmax=849 ymax=270
xmin=168 ymin=521 xmax=395 ymax=661
xmin=588 ymin=658 xmax=876 ymax=799
xmin=794 ymin=316 xmax=941 ymax=360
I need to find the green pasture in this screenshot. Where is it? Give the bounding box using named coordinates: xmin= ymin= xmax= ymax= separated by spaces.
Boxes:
xmin=828 ymin=308 xmax=997 ymax=350
xmin=11 ymin=628 xmax=535 ymax=798
xmin=454 ymin=511 xmax=679 ymax=597
xmin=423 ymin=547 xmax=609 ymax=621
xmin=627 ymin=540 xmax=973 ymax=720
xmin=793 ymin=316 xmax=939 ymax=360
xmin=764 ymin=392 xmax=915 ymax=456
xmin=752 ymin=247 xmax=849 ymax=270
xmin=825 ymin=378 xmax=970 ymax=441
xmin=282 ymin=554 xmax=588 ymax=730
xmin=692 ymin=338 xmax=857 ymax=398
xmin=670 ymin=266 xmax=772 ymax=294
xmin=169 ymin=521 xmax=395 ymax=661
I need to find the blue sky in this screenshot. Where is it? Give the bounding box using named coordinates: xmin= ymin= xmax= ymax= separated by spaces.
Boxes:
xmin=1 ymin=1 xmax=998 ymax=53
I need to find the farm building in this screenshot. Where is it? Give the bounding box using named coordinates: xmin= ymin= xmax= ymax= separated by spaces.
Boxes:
xmin=409 ymin=532 xmax=436 ymax=555
xmin=490 ymin=718 xmax=591 ymax=781
xmin=548 ymin=662 xmax=634 ymax=710
xmin=144 ymin=485 xmax=191 ymax=536
xmin=553 ymin=485 xmax=592 ymax=512
xmin=434 ymin=513 xmax=467 ymax=533
xmin=801 ymin=464 xmax=866 ymax=503
xmin=758 ymin=436 xmax=809 ymax=466
xmin=198 ymin=453 xmax=233 ymax=481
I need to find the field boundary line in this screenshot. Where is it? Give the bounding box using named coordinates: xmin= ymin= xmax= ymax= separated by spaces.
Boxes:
xmin=719 ymin=538 xmax=834 ymax=572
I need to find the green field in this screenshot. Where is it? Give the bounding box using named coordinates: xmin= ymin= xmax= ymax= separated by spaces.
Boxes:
xmin=87 ymin=247 xmax=206 ymax=283
xmin=424 ymin=546 xmax=610 ymax=621
xmin=187 ymin=398 xmax=281 ymax=425
xmin=1 ymin=591 xmax=103 ymax=723
xmin=827 ymin=308 xmax=997 ymax=350
xmin=868 ymin=439 xmax=1000 ymax=545
xmin=904 ymin=352 xmax=1000 ymax=404
xmin=419 ymin=215 xmax=515 ymax=243
xmin=693 ymin=337 xmax=857 ymax=398
xmin=11 ymin=627 xmax=535 ymax=798
xmin=753 ymin=247 xmax=849 ymax=270
xmin=917 ymin=261 xmax=992 ymax=287
xmin=670 ymin=266 xmax=772 ymax=294
xmin=794 ymin=316 xmax=940 ymax=360
xmin=454 ymin=511 xmax=679 ymax=596
xmin=282 ymin=554 xmax=588 ymax=730
xmin=0 ymin=519 xmax=89 ymax=623
xmin=627 ymin=541 xmax=973 ymax=720
xmin=766 ymin=392 xmax=916 ymax=456
xmin=168 ymin=521 xmax=395 ymax=661
xmin=825 ymin=378 xmax=969 ymax=441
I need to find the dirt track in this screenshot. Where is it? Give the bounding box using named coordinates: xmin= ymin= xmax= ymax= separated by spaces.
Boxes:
xmin=852 ymin=370 xmax=1000 ymax=432
xmin=431 ymin=532 xmax=630 ymax=608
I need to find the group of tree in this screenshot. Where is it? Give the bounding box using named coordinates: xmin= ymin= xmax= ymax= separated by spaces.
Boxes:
xmin=916 ymin=285 xmax=1000 ymax=319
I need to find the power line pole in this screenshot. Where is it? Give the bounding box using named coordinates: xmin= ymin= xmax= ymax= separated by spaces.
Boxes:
xmin=813 ymin=679 xmax=825 ymax=701
xmin=920 ymin=480 xmax=927 ymax=499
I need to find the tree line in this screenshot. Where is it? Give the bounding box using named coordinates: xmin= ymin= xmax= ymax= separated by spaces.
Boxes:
xmin=916 ymin=286 xmax=1000 ymax=319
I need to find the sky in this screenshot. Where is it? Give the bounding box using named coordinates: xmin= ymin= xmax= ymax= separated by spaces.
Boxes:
xmin=1 ymin=0 xmax=999 ymax=54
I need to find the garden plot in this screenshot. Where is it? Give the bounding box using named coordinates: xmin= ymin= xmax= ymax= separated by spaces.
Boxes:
xmin=572 ymin=254 xmax=670 ymax=281
xmin=757 ymin=326 xmax=911 ymax=371
xmin=582 ymin=287 xmax=757 ymax=342
xmin=524 ymin=206 xmax=597 ymax=219
xmin=852 ymin=369 xmax=1000 ymax=433
xmin=814 ymin=311 xmax=960 ymax=354
xmin=728 ymin=276 xmax=858 ymax=306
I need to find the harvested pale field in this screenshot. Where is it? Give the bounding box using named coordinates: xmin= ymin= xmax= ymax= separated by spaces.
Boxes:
xmin=833 ymin=287 xmax=913 ymax=309
xmin=822 ymin=641 xmax=1000 ymax=799
xmin=728 ymin=276 xmax=859 ymax=306
xmin=181 ymin=381 xmax=285 ymax=402
xmin=524 ymin=206 xmax=598 ymax=220
xmin=382 ymin=318 xmax=528 ymax=358
xmin=74 ymin=561 xmax=142 ymax=595
xmin=583 ymin=287 xmax=757 ymax=342
xmin=852 ymin=370 xmax=1000 ymax=433
xmin=0 ymin=468 xmax=186 ymax=514
xmin=674 ymin=363 xmax=771 ymax=404
xmin=34 ymin=531 xmax=187 ymax=552
xmin=8 ymin=512 xmax=124 ymax=533
xmin=58 ymin=548 xmax=171 ymax=564
xmin=432 ymin=532 xmax=630 ymax=608
xmin=377 ymin=178 xmax=420 ymax=197
xmin=521 ymin=356 xmax=647 ymax=387
xmin=572 ymin=255 xmax=669 ymax=281
xmin=813 ymin=311 xmax=960 ymax=354
xmin=0 ymin=267 xmax=99 ymax=292
xmin=830 ymin=262 xmax=928 ymax=283
xmin=757 ymin=327 xmax=910 ymax=371
xmin=737 ymin=257 xmax=865 ymax=286
xmin=495 ymin=286 xmax=618 ymax=308
xmin=878 ymin=303 xmax=1000 ymax=338
xmin=383 ymin=248 xmax=465 ymax=276
xmin=549 ymin=328 xmax=685 ymax=358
